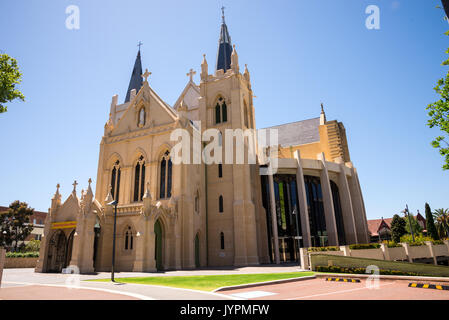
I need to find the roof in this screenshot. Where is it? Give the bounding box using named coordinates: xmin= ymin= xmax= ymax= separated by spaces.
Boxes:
xmin=367 ymin=218 xmax=393 ymax=236
xmin=0 ymin=206 xmax=47 ymax=222
xmin=124 ymin=50 xmax=143 ymax=103
xmin=216 ymin=20 xmax=232 ymax=72
xmin=259 ymin=118 xmax=321 ymax=147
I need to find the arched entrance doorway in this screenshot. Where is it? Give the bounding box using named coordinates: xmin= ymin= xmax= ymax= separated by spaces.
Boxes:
xmin=154 ymin=219 xmax=163 ymax=271
xmin=194 ymin=233 xmax=200 ymax=268
xmin=65 ymin=230 xmax=75 ymax=267
xmin=93 ymin=216 xmax=101 ymax=271
xmin=46 ymin=230 xmax=67 ymax=273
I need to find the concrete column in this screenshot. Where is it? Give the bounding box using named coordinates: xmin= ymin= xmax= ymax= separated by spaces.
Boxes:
xmin=268 ymin=172 xmax=280 ymax=264
xmin=335 ymin=159 xmax=358 ymax=244
xmin=293 ymin=150 xmax=311 ymax=248
xmin=0 ymin=247 xmax=5 ymax=287
xmin=347 ymin=164 xmax=370 ymax=243
xmin=425 ymin=241 xmax=438 ymax=265
xmin=380 ymin=243 xmax=390 ymax=260
xmin=342 ymin=245 xmax=351 ymax=257
xmin=299 ymin=248 xmax=310 ymax=270
xmin=317 ymin=153 xmax=339 ymax=246
xmin=401 ymin=243 xmax=413 ymax=263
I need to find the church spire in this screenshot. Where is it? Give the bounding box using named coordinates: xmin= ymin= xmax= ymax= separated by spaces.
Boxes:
xmin=125 ymin=45 xmax=143 ymax=103
xmin=216 ymin=6 xmax=232 ymax=72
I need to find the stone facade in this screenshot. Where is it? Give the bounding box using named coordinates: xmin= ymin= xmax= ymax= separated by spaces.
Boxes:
xmin=36 ymin=16 xmax=369 ymax=274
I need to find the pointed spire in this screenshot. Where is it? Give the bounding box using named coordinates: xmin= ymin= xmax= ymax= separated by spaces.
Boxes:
xmin=201 ymin=54 xmax=208 ymax=81
xmin=216 ymin=7 xmax=232 ymax=72
xmin=86 ymin=178 xmax=93 ymax=198
xmin=230 ymin=44 xmax=239 ymax=73
xmin=320 ymin=102 xmax=327 ymax=125
xmin=125 ymin=48 xmax=143 ymax=103
xmin=104 ymin=184 xmax=113 ymax=203
xmin=244 ymin=64 xmax=250 ymax=82
xmin=53 ymin=183 xmax=61 ymax=199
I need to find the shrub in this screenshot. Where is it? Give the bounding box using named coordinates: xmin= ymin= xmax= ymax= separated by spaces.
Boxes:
xmin=23 ymin=239 xmax=40 ymax=252
xmin=6 ymin=251 xmax=39 ymax=258
xmin=315 ymin=265 xmax=420 ymax=277
xmin=308 ymin=246 xmax=340 ymax=252
xmin=383 ymin=240 xmax=401 ymax=248
xmin=349 ymin=243 xmax=381 ymax=250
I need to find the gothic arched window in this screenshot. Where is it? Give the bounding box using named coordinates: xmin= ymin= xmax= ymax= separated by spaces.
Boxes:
xmin=110 ymin=160 xmax=121 ymax=202
xmin=124 ymin=226 xmax=133 ymax=250
xmin=194 ymin=190 xmax=199 ymax=214
xmin=218 ymin=164 xmax=223 ymax=178
xmin=159 ymin=151 xmax=172 ymax=199
xmin=138 ymin=107 xmax=146 ymax=127
xmin=133 ymin=155 xmax=146 ymax=202
xmin=219 ymin=195 xmax=224 ymax=213
xmin=215 ymin=97 xmax=227 ymax=124
xmin=220 ymin=232 xmax=225 ymax=250
xmin=244 ymin=103 xmax=249 ymax=128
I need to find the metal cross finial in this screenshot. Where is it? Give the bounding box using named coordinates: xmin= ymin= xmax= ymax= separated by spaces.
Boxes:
xmin=72 ymin=180 xmax=78 ymax=192
xmin=137 ymin=41 xmax=143 ymax=51
xmin=221 ymin=6 xmax=226 ymax=23
xmin=186 ymin=68 xmax=196 ymax=82
xmin=142 ymin=68 xmax=151 ymax=82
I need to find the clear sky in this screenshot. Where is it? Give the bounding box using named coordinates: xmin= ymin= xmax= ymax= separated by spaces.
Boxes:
xmin=0 ymin=0 xmax=448 ymax=220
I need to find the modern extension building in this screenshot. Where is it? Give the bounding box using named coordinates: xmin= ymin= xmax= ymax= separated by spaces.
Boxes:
xmin=36 ymin=13 xmax=369 ymax=273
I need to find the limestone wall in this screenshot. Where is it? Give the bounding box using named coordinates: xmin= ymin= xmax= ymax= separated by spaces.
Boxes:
xmin=5 ymin=257 xmax=38 ymax=268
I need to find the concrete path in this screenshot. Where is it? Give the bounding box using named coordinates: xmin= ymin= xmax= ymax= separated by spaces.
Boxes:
xmin=0 ymin=265 xmax=303 ymax=300
xmin=220 ymin=277 xmax=449 ymax=300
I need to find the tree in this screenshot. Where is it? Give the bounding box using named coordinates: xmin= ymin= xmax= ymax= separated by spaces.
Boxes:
xmin=404 ymin=215 xmax=423 ymax=236
xmin=427 ymin=30 xmax=449 ymax=169
xmin=425 ymin=203 xmax=439 ymax=240
xmin=434 ymin=208 xmax=449 ymax=239
xmin=0 ymin=53 xmax=25 ymax=113
xmin=391 ymin=214 xmax=407 ymax=243
xmin=0 ymin=201 xmax=34 ymax=251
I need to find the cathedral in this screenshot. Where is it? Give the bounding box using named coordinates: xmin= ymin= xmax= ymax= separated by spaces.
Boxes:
xmin=36 ymin=13 xmax=369 ymax=273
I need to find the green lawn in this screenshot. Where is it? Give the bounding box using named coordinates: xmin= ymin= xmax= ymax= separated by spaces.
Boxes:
xmin=88 ymin=272 xmax=315 ymax=291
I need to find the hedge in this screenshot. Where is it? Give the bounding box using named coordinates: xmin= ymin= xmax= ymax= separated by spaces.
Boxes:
xmin=6 ymin=252 xmax=39 ymax=258
xmin=308 ymin=246 xmax=340 ymax=252
xmin=349 ymin=243 xmax=381 ymax=250
xmin=316 ymin=265 xmax=421 ymax=277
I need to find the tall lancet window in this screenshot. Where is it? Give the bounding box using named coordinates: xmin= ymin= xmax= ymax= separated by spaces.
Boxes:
xmin=111 ymin=160 xmax=121 ymax=202
xmin=215 ymin=97 xmax=228 ymax=124
xmin=138 ymin=107 xmax=146 ymax=127
xmin=133 ymin=155 xmax=146 ymax=202
xmin=159 ymin=151 xmax=172 ymax=199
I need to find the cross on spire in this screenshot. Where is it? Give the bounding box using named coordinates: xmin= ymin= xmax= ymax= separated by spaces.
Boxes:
xmin=221 ymin=6 xmax=226 ymax=23
xmin=137 ymin=41 xmax=143 ymax=51
xmin=186 ymin=68 xmax=196 ymax=82
xmin=142 ymin=68 xmax=151 ymax=82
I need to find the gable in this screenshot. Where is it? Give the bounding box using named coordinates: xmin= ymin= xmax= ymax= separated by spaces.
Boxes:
xmin=174 ymin=81 xmax=200 ymax=111
xmin=54 ymin=194 xmax=80 ymax=222
xmin=110 ymin=83 xmax=178 ymax=136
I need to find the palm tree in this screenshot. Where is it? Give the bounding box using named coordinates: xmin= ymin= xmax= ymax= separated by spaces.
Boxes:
xmin=433 ymin=208 xmax=449 ymax=239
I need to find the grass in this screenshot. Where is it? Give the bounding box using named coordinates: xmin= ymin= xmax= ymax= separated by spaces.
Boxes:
xmin=88 ymin=272 xmax=315 ymax=291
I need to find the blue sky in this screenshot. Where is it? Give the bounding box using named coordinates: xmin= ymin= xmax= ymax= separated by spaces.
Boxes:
xmin=0 ymin=0 xmax=448 ymax=220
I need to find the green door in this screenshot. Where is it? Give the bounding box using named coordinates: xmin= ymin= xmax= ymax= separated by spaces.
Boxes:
xmin=194 ymin=234 xmax=200 ymax=268
xmin=154 ymin=220 xmax=163 ymax=271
